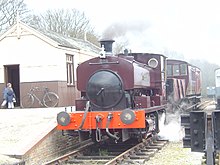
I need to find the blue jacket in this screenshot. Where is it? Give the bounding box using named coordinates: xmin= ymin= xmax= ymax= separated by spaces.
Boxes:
xmin=4 ymin=87 xmax=15 ymax=102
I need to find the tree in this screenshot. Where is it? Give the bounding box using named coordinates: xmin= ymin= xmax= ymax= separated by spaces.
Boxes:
xmin=28 ymin=9 xmax=100 ymax=46
xmin=0 ymin=0 xmax=28 ymax=32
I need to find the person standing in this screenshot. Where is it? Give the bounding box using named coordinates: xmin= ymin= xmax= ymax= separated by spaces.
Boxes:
xmin=2 ymin=83 xmax=16 ymax=109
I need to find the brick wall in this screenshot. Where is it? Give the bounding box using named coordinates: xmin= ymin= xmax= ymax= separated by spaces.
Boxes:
xmin=21 ymin=128 xmax=79 ymax=165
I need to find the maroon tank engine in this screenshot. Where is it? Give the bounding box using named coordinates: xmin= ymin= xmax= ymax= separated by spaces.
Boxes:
xmin=57 ymin=39 xmax=167 ymax=143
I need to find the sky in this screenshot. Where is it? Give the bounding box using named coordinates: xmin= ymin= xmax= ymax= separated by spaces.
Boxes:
xmin=25 ymin=0 xmax=220 ymax=65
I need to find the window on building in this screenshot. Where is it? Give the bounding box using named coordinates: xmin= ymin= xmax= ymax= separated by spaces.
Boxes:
xmin=66 ymin=54 xmax=74 ymax=86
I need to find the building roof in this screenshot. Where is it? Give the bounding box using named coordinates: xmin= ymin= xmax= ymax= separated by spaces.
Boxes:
xmin=36 ymin=27 xmax=101 ymax=53
xmin=0 ymin=21 xmax=101 ymax=54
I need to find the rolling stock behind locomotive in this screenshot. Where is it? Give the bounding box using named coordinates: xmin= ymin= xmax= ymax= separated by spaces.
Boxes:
xmin=166 ymin=59 xmax=202 ymax=112
xmin=57 ymin=40 xmax=167 ymax=142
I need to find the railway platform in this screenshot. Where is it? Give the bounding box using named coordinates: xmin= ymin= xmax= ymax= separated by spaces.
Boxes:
xmin=0 ymin=106 xmax=71 ymax=164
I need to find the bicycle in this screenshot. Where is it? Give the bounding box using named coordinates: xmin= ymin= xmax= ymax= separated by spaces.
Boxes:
xmin=21 ymin=87 xmax=59 ymax=108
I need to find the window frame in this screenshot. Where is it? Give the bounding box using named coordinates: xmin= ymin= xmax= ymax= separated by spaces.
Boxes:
xmin=180 ymin=64 xmax=187 ymax=75
xmin=167 ymin=64 xmax=172 ymax=76
xmin=173 ymin=64 xmax=180 ymax=76
xmin=66 ymin=54 xmax=75 ymax=86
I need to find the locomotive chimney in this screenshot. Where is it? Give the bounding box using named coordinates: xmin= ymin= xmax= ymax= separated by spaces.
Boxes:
xmin=99 ymin=39 xmax=115 ymax=55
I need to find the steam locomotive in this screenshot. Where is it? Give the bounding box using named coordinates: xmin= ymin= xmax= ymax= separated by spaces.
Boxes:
xmin=57 ymin=40 xmax=167 ymax=143
xmin=57 ymin=40 xmax=201 ymax=143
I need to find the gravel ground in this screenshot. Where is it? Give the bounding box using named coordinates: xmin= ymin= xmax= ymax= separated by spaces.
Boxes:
xmin=144 ymin=112 xmax=204 ymax=165
xmin=146 ymin=141 xmax=204 ymax=165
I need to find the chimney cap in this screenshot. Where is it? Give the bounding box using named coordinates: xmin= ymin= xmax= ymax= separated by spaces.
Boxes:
xmin=99 ymin=39 xmax=115 ymax=42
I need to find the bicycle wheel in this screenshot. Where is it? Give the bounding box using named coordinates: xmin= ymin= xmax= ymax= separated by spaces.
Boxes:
xmin=21 ymin=94 xmax=34 ymax=108
xmin=43 ymin=92 xmax=59 ymax=107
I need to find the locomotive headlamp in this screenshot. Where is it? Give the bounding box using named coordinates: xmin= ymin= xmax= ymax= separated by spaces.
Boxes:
xmin=120 ymin=109 xmax=135 ymax=125
xmin=57 ymin=111 xmax=71 ymax=126
xmin=148 ymin=58 xmax=158 ymax=68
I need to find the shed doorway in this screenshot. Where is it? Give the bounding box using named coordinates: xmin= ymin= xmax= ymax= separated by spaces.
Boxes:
xmin=4 ymin=65 xmax=20 ymax=107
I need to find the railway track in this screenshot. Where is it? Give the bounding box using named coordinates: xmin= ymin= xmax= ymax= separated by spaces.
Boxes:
xmin=45 ymin=100 xmax=215 ymax=165
xmin=44 ymin=136 xmax=168 ymax=165
xmin=196 ymin=99 xmax=215 ymax=110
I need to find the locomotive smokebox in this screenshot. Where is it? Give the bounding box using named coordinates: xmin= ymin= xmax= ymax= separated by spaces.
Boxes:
xmin=99 ymin=39 xmax=115 ymax=54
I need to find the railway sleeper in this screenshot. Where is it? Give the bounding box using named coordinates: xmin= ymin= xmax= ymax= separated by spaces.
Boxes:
xmin=67 ymin=159 xmax=108 ymax=164
xmin=136 ymin=150 xmax=152 ymax=156
xmin=151 ymin=141 xmax=168 ymax=146
xmin=150 ymin=144 xmax=165 ymax=149
xmin=108 ymin=152 xmax=123 ymax=156
xmin=142 ymin=148 xmax=158 ymax=152
xmin=153 ymin=140 xmax=168 ymax=145
xmin=145 ymin=146 xmax=160 ymax=150
xmin=129 ymin=154 xmax=150 ymax=160
xmin=140 ymin=151 xmax=156 ymax=157
xmin=123 ymin=159 xmax=147 ymax=164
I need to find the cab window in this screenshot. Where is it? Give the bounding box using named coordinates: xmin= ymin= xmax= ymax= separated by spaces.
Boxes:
xmin=173 ymin=65 xmax=180 ymax=76
xmin=180 ymin=64 xmax=187 ymax=75
xmin=167 ymin=65 xmax=172 ymax=76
